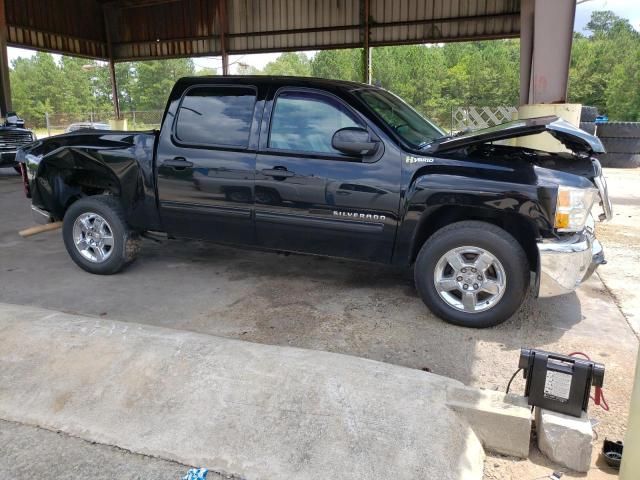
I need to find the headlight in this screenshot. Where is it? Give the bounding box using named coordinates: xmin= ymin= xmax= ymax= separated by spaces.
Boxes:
xmin=554 ymin=186 xmax=598 ymax=232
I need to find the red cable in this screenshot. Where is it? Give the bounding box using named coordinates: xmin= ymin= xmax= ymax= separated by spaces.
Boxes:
xmin=567 ymin=351 xmax=591 ymax=360
xmin=567 ymin=352 xmax=609 ymax=412
xmin=592 ymin=387 xmax=610 ymax=411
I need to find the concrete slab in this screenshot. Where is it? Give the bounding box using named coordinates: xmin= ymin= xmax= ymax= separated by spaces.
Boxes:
xmin=2 ymin=169 xmax=637 ymax=479
xmin=0 ymin=303 xmax=486 ymax=480
xmin=535 ymin=408 xmax=593 ymax=473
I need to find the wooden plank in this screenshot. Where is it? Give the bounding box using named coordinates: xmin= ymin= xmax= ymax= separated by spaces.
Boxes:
xmin=19 ymin=222 xmax=63 ymax=238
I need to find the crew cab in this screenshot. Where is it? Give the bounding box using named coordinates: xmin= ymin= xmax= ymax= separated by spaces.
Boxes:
xmin=17 ymin=76 xmax=612 ymax=328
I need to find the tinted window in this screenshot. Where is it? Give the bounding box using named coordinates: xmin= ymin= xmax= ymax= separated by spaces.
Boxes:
xmin=175 ymin=86 xmax=255 ymax=147
xmin=269 ymin=91 xmax=361 ymax=154
xmin=356 ymin=89 xmax=444 ymax=149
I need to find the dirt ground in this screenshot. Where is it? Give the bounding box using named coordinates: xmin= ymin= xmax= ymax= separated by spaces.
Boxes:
xmin=0 ymin=167 xmax=638 ymax=479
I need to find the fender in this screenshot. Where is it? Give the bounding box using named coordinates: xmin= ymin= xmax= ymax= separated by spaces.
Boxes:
xmin=392 ymin=161 xmax=556 ymax=266
xmin=20 ymin=131 xmax=160 ymax=230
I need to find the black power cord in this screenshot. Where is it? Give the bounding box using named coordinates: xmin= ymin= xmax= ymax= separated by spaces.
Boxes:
xmin=506 ymin=368 xmax=523 ymax=394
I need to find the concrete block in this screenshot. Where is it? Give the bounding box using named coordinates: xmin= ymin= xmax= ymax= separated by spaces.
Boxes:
xmin=535 ymin=407 xmax=593 ymax=472
xmin=447 ymin=386 xmax=532 ymax=458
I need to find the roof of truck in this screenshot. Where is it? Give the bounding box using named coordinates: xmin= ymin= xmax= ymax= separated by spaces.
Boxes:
xmin=172 ymin=75 xmax=379 ymax=94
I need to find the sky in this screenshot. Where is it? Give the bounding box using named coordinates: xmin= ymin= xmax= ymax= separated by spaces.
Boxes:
xmin=7 ymin=0 xmax=640 ymax=73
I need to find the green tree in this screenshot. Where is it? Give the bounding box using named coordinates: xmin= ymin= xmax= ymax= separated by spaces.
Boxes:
xmin=311 ymin=49 xmax=362 ymax=81
xmin=262 ymin=52 xmax=311 ymax=76
xmin=569 ymin=11 xmax=640 ymax=119
xmin=10 ymin=52 xmax=63 ymax=126
xmin=9 ymin=9 xmax=640 ymax=128
xmin=131 ymin=59 xmax=196 ymax=110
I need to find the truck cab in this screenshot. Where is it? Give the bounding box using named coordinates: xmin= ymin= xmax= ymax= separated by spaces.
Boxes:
xmin=17 ymin=76 xmax=612 ymax=328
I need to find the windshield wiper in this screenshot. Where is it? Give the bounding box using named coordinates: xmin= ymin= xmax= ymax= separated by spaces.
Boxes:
xmin=418 ymin=134 xmax=451 ymax=150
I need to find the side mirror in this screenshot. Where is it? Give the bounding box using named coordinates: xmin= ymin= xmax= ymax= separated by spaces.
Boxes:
xmin=332 ymin=127 xmax=379 ymax=156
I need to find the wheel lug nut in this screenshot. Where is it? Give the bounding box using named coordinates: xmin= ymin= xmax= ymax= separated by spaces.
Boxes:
xmin=477 ymin=275 xmax=483 ymax=280
xmin=456 ymin=276 xmax=463 ymax=281
xmin=461 ymin=268 xmax=467 ymax=273
xmin=471 ymin=268 xmax=476 ymax=273
xmin=473 ymin=283 xmax=479 ymax=289
xmin=463 ymin=284 xmax=469 ymax=290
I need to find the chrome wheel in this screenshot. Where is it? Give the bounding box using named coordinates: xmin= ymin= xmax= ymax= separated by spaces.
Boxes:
xmin=433 ymin=246 xmax=507 ymax=313
xmin=72 ymin=212 xmax=114 ymax=263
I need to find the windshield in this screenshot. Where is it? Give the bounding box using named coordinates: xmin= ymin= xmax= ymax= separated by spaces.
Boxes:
xmin=356 ymin=89 xmax=445 ymax=149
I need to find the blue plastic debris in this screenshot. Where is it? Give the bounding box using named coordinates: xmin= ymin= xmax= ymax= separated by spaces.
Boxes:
xmin=182 ymin=467 xmax=208 ymax=480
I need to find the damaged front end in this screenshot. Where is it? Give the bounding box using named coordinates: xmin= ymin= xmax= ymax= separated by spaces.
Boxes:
xmin=424 ymin=115 xmax=605 ymax=156
xmin=423 ymin=116 xmax=612 ymax=298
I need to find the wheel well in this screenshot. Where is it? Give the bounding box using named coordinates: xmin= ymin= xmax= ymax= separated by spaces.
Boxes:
xmin=410 ymin=206 xmax=539 ymax=272
xmin=35 ymin=156 xmax=121 ymax=220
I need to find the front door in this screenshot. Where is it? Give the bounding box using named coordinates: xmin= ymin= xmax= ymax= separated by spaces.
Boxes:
xmin=157 ymin=84 xmax=260 ymax=244
xmin=255 ymin=88 xmax=400 ymax=262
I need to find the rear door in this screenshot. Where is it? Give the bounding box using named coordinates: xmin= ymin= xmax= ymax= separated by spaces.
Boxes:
xmin=156 ymin=84 xmax=261 ymax=244
xmin=254 ymin=87 xmax=400 ymax=262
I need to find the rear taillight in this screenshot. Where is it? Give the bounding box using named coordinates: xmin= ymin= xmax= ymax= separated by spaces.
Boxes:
xmin=19 ymin=163 xmax=31 ymax=198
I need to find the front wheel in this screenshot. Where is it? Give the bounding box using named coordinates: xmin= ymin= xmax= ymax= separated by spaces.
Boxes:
xmin=414 ymin=221 xmax=529 ymax=328
xmin=62 ymin=196 xmax=140 ymax=275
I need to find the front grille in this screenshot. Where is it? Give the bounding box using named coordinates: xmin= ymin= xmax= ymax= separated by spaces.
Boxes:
xmin=0 ymin=130 xmax=33 ymax=151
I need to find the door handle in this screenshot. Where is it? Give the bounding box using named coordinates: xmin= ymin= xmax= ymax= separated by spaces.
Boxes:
xmin=261 ymin=168 xmax=294 ymax=178
xmin=163 ymin=157 xmax=194 ymax=169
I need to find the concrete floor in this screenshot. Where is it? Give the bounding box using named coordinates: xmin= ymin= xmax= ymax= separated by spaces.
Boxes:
xmin=0 ymin=419 xmax=210 ymax=480
xmin=1 ymin=167 xmax=638 ymax=479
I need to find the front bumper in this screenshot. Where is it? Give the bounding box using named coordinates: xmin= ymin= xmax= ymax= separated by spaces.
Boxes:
xmin=537 ymin=228 xmax=605 ymax=298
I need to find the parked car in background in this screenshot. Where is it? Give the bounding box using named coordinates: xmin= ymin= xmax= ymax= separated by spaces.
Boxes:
xmin=65 ymin=122 xmax=112 ymax=133
xmin=0 ymin=112 xmax=35 ymax=172
xmin=17 ymin=76 xmax=612 ymax=328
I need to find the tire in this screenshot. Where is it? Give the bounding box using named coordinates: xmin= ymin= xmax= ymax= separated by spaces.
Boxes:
xmin=597 ymin=153 xmax=640 ymax=168
xmin=580 ymin=106 xmax=598 ymax=123
xmin=601 ymin=137 xmax=640 ymax=154
xmin=597 ymin=122 xmax=640 ymax=139
xmin=579 ymin=122 xmax=596 ymax=135
xmin=414 ymin=221 xmax=529 ymax=328
xmin=62 ymin=196 xmax=141 ymax=274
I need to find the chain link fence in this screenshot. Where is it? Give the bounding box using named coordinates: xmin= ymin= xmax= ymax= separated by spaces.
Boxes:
xmin=27 ymin=106 xmax=515 ymax=139
xmin=25 ymin=111 xmax=164 ymax=138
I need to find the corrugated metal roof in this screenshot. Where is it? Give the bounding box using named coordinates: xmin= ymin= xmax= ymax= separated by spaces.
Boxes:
xmin=5 ymin=0 xmax=521 ymax=61
xmin=6 ymin=0 xmax=107 ymax=58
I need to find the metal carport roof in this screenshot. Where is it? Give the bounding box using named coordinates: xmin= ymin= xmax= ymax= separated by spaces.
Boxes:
xmin=0 ymin=1 xmax=577 ymax=117
xmin=5 ymin=0 xmax=521 ymax=62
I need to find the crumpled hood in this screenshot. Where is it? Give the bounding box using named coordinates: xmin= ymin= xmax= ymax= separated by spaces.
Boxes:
xmin=424 ymin=115 xmax=605 ymax=155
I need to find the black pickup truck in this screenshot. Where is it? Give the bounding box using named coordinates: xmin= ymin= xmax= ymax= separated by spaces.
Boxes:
xmin=0 ymin=112 xmax=35 ymax=172
xmin=17 ymin=76 xmax=612 ymax=328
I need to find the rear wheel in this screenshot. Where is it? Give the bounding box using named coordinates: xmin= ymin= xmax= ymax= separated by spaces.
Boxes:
xmin=414 ymin=221 xmax=529 ymax=328
xmin=63 ymin=196 xmax=140 ymax=274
